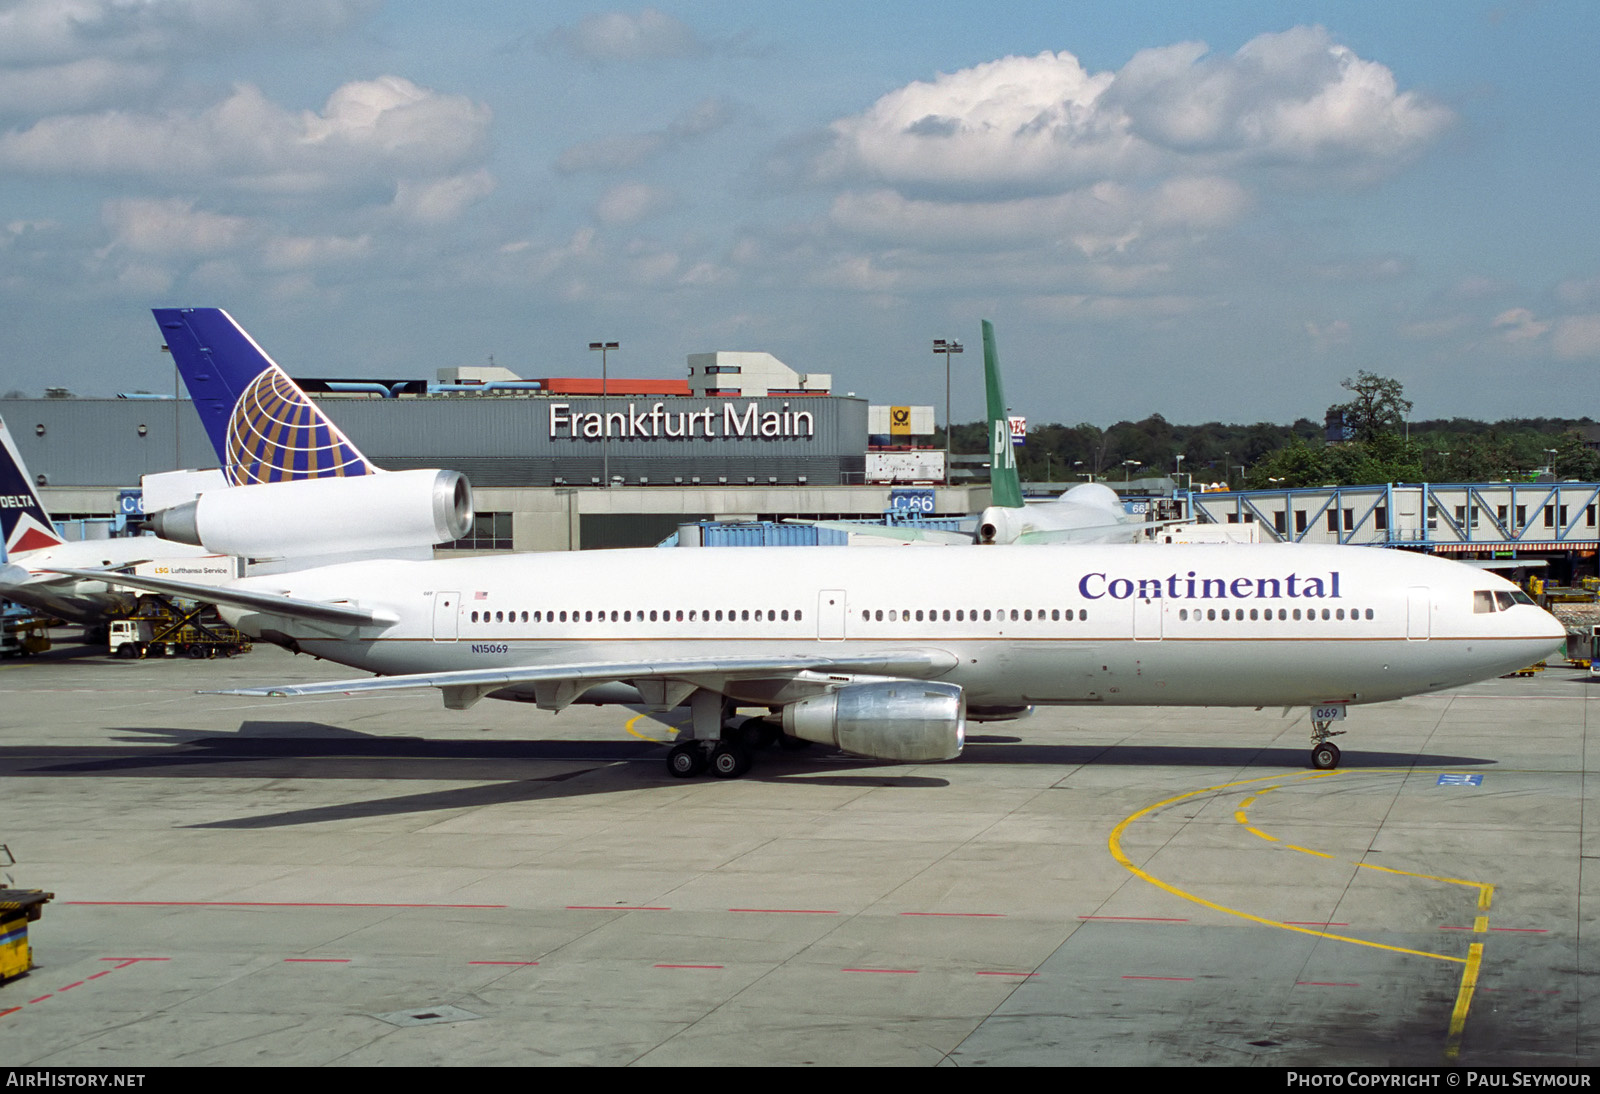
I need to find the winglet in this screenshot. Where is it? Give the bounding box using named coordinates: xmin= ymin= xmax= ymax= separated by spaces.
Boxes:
xmin=982 ymin=320 xmax=1023 ymax=509
xmin=0 ymin=415 xmax=66 ymax=559
xmin=153 ymin=308 xmax=377 ymax=486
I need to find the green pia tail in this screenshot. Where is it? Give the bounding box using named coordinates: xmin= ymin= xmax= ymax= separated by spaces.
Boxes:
xmin=982 ymin=320 xmax=1024 ymax=509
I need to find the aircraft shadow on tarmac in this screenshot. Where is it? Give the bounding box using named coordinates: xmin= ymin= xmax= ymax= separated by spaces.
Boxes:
xmin=0 ymin=719 xmax=1498 ymax=830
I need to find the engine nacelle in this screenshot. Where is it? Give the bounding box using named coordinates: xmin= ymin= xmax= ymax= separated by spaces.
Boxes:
xmin=977 ymin=505 xmax=1029 ymax=545
xmin=782 ymin=681 xmax=965 ymax=761
xmin=146 ymin=469 xmax=473 ymax=560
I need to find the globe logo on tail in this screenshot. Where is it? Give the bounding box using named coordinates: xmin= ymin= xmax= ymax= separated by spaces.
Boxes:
xmin=224 ymin=367 xmax=375 ymax=485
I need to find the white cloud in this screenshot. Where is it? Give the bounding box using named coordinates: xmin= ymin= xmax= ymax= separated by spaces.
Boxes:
xmin=1492 ymin=307 xmax=1550 ymax=342
xmin=0 ymin=59 xmax=164 ymax=117
xmin=548 ymin=8 xmax=702 ymax=61
xmin=0 ymin=0 xmax=377 ymax=65
xmin=101 ymin=197 xmax=251 ymax=255
xmin=391 ymin=169 xmax=497 ymax=224
xmin=827 ymin=176 xmax=1250 ymax=249
xmin=594 ymin=181 xmax=672 ymax=225
xmin=815 ymin=27 xmax=1450 ymax=196
xmin=0 ymin=77 xmax=491 ymax=196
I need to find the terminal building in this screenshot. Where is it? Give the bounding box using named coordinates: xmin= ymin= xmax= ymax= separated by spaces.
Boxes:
xmin=1186 ymin=482 xmax=1600 ymax=580
xmin=1 ymin=349 xmax=976 ymax=551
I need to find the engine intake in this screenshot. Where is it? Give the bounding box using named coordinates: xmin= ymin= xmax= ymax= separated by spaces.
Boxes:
xmin=782 ymin=680 xmax=965 ymax=761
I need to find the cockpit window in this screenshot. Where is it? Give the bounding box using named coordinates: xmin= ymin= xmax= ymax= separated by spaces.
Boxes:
xmin=1511 ymin=590 xmax=1535 ymax=606
xmin=1473 ymin=590 xmax=1495 ymax=614
xmin=1495 ymin=591 xmax=1517 ymax=611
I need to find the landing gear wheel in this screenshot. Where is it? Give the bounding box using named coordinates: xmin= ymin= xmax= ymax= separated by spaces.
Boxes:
xmin=709 ymin=742 xmax=752 ymax=778
xmin=1310 ymin=742 xmax=1341 ymax=770
xmin=667 ymin=742 xmax=707 ymax=778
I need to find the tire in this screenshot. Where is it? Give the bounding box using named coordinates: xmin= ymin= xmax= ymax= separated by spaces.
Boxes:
xmin=1310 ymin=742 xmax=1341 ymax=770
xmin=667 ymin=742 xmax=706 ymax=778
xmin=709 ymin=742 xmax=751 ymax=778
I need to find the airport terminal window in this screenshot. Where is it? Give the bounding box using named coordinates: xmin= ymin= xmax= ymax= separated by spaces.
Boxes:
xmin=444 ymin=511 xmax=512 ymax=551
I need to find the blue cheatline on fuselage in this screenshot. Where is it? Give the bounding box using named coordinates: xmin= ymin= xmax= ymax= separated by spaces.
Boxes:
xmin=154 ymin=307 xmax=377 ymax=486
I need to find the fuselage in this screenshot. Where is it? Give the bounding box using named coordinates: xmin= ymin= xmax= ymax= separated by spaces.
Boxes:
xmin=221 ymin=543 xmax=1565 ymax=709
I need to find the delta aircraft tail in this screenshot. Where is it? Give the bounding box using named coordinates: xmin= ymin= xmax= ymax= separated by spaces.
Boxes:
xmin=153 ymin=308 xmax=378 ymax=486
xmin=0 ymin=415 xmax=66 ymax=560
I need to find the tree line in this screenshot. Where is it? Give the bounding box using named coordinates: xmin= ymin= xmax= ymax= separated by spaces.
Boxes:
xmin=938 ymin=371 xmax=1600 ymax=488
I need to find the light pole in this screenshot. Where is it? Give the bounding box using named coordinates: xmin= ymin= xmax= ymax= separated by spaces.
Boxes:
xmin=932 ymin=338 xmax=963 ymax=483
xmin=588 ymin=341 xmax=618 ymax=486
xmin=1123 ymin=459 xmax=1139 ymax=483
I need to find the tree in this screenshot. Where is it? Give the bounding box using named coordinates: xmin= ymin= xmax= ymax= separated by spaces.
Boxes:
xmin=1332 ymin=371 xmax=1412 ymax=443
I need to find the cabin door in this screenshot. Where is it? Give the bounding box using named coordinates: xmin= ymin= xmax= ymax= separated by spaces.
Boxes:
xmin=433 ymin=591 xmax=460 ymax=642
xmin=818 ymin=589 xmax=846 ymax=641
xmin=1133 ymin=595 xmax=1163 ymax=641
xmin=1406 ymin=587 xmax=1430 ymax=640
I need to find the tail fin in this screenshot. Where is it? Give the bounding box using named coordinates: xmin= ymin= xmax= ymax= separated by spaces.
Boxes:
xmin=982 ymin=320 xmax=1023 ymax=509
xmin=0 ymin=415 xmax=66 ymax=558
xmin=153 ymin=308 xmax=378 ymax=486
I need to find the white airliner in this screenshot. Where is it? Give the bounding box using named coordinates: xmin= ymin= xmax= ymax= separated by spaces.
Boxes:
xmin=0 ymin=414 xmax=230 ymax=624
xmin=65 ymin=309 xmax=1562 ymax=778
xmin=57 ymin=538 xmax=1564 ymax=776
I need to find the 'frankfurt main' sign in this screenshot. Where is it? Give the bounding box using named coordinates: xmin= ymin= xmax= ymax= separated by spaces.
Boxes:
xmin=548 ymin=401 xmax=816 ymax=441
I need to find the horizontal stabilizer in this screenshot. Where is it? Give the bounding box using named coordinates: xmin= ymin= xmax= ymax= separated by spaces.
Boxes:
xmin=43 ymin=567 xmax=396 ymax=627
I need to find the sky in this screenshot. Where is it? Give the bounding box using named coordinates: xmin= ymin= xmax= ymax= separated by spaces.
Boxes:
xmin=1 ymin=1 xmax=1597 ymax=429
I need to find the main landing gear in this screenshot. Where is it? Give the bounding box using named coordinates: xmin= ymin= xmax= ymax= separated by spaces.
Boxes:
xmin=666 ymin=690 xmax=796 ymax=780
xmin=667 ymin=718 xmax=787 ymax=779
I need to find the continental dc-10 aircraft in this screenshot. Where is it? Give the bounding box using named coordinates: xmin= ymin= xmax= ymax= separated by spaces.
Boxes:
xmin=54 ymin=312 xmax=1566 ymax=779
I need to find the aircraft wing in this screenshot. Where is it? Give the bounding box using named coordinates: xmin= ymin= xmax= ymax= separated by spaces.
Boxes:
xmin=781 ymin=518 xmax=977 ymax=545
xmin=43 ymin=567 xmax=396 ymax=627
xmin=207 ymin=648 xmax=961 ymax=710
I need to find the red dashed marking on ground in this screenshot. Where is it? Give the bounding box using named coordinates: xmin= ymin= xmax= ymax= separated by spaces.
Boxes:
xmin=655 ymin=964 xmax=725 ymax=969
xmin=900 ymin=911 xmax=1005 ymax=917
xmin=26 ymin=994 xmax=52 ymax=1004
xmin=729 ymin=908 xmax=839 ymax=915
xmin=57 ymin=981 xmax=84 ymax=991
xmin=0 ymin=1007 xmax=19 ymax=1019
xmin=68 ymin=901 xmax=506 ymax=908
xmin=0 ymin=956 xmax=166 ymax=1020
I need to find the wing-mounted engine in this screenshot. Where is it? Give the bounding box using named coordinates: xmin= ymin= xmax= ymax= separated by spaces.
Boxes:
xmin=145 ymin=469 xmax=473 ymax=561
xmin=781 ymin=680 xmax=965 ymax=761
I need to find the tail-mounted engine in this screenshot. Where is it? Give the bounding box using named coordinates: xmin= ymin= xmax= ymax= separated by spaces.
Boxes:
xmin=145 ymin=469 xmax=473 ymax=560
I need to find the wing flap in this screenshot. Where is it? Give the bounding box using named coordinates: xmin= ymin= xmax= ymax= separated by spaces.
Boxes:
xmin=208 ymin=648 xmax=960 ymax=705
